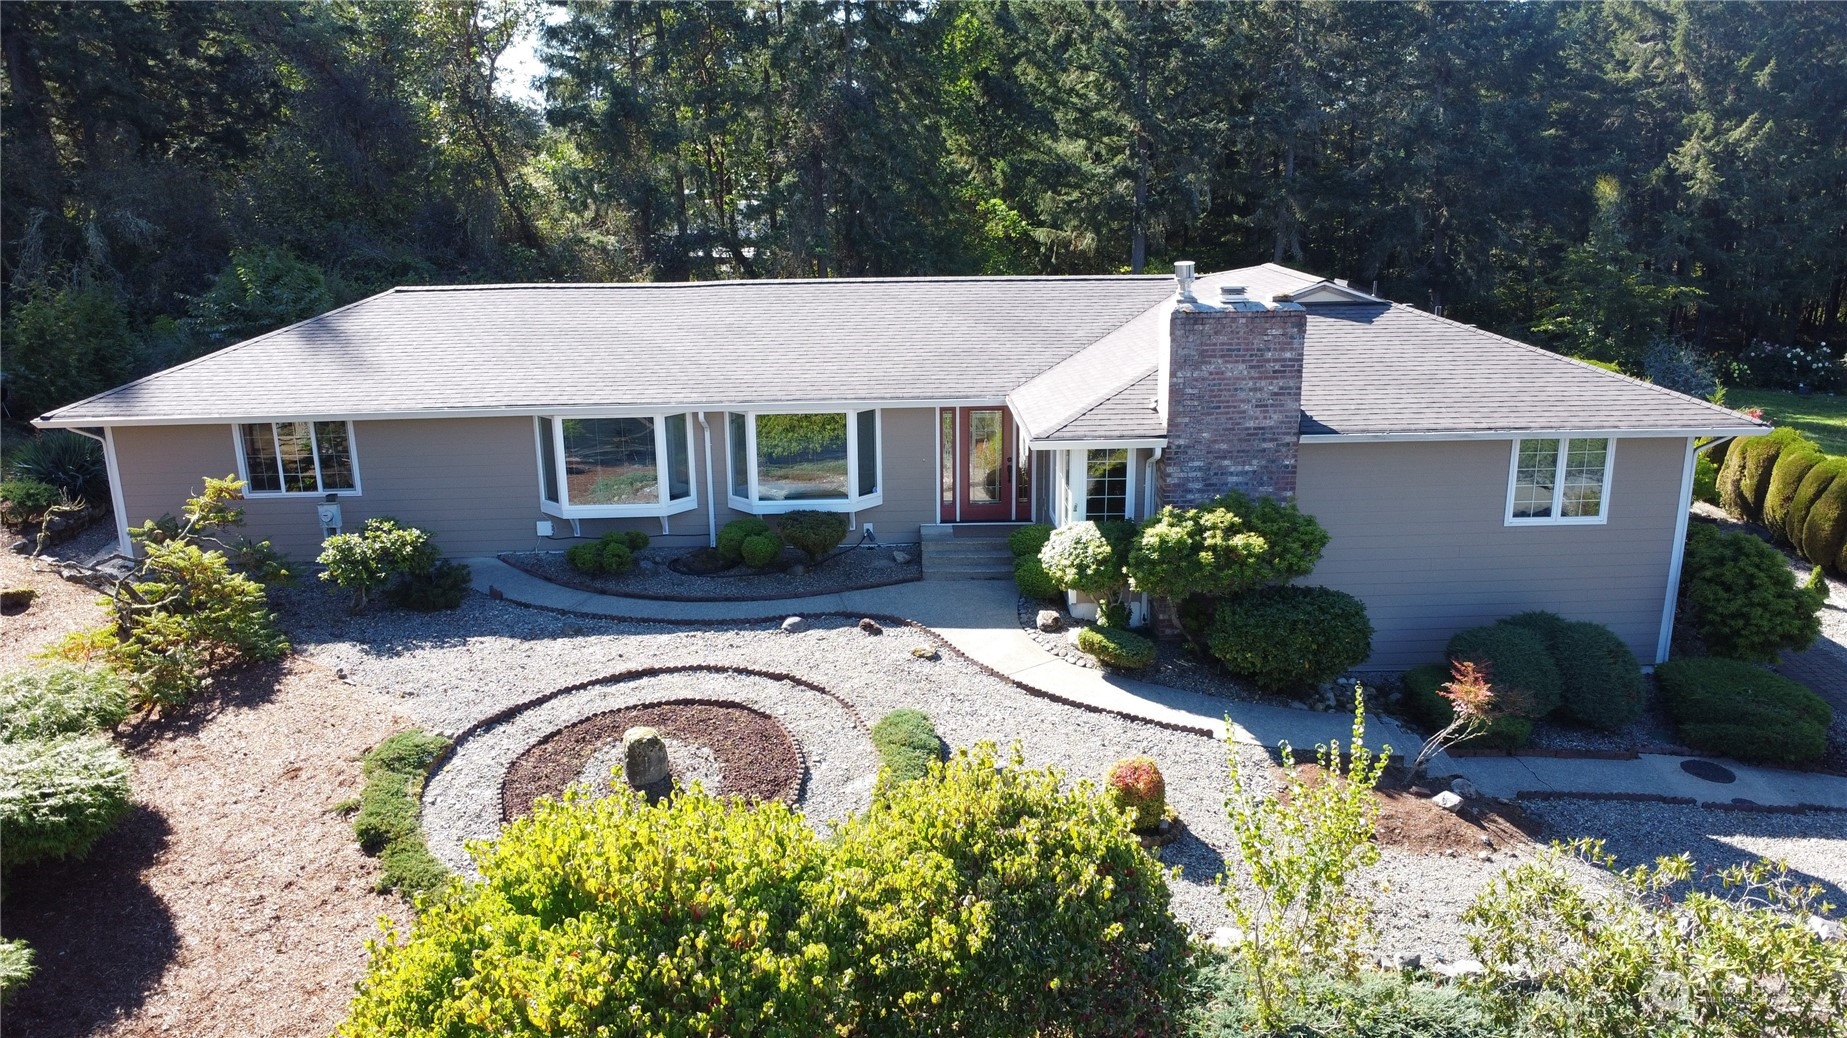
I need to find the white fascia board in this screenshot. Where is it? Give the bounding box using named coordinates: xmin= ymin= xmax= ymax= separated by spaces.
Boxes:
xmin=1021 ymin=437 xmax=1167 ymax=451
xmin=1299 ymin=427 xmax=1770 ymax=444
xmin=35 ymin=398 xmax=1008 ymax=429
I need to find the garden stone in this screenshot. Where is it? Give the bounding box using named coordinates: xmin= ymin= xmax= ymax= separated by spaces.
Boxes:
xmin=1382 ymin=951 xmax=1422 ymax=971
xmin=1450 ymin=777 xmax=1480 ymax=799
xmin=1432 ymin=791 xmax=1464 ymax=812
xmin=1036 ymin=609 xmax=1064 ymax=633
xmin=1432 ymin=959 xmax=1484 ymax=979
xmin=1207 ymin=926 xmax=1244 ymax=951
xmin=1065 ymin=628 xmax=1082 ymax=646
xmin=910 ymin=645 xmax=938 ymax=660
xmin=1477 ymin=850 xmax=1493 ymax=862
xmin=781 ymin=616 xmax=806 ymax=633
xmin=892 ymin=550 xmax=913 ymax=564
xmin=1809 ymin=916 xmax=1843 ymax=942
xmin=623 ymin=727 xmax=670 ymax=788
xmin=858 ymin=618 xmax=883 ymax=635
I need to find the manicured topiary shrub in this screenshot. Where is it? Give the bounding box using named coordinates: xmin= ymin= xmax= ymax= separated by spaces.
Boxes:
xmin=778 ymin=510 xmax=849 ymax=562
xmin=385 ymin=560 xmax=472 ymax=612
xmin=623 ymin=529 xmax=650 ymax=551
xmin=1077 ymin=625 xmax=1156 ymax=669
xmin=566 ymin=531 xmax=639 ymax=576
xmin=352 ymin=731 xmax=452 ymax=897
xmin=1681 ymin=523 xmax=1823 ymax=662
xmin=1693 ymin=451 xmax=1721 ymax=506
xmin=1014 ymin=555 xmax=1060 ymax=600
xmin=0 ymin=733 xmax=132 ymax=868
xmin=1039 ymin=521 xmax=1125 ymax=595
xmin=1715 ymin=439 xmax=1748 ymax=517
xmin=716 ymin=516 xmax=772 ymax=564
xmin=1105 ymin=756 xmax=1166 ymax=830
xmin=1502 ymin=612 xmax=1645 ymax=730
xmin=1800 ymin=470 xmax=1847 ymax=579
xmin=869 ymin=708 xmax=943 ymax=783
xmin=563 ymin=541 xmax=601 ymax=573
xmin=1206 ymin=586 xmax=1372 ymax=694
xmin=1763 ymin=443 xmax=1824 ymax=541
xmin=1007 ymin=523 xmax=1053 ymax=559
xmin=1126 ymin=491 xmax=1328 ymax=602
xmin=1403 ymin=662 xmax=1535 ymax=749
xmin=1784 ymin=457 xmax=1846 ymax=548
xmin=0 ymin=666 xmax=133 ymax=741
xmin=1655 ymin=658 xmax=1832 ymax=766
xmin=822 ymin=744 xmax=1189 ymax=1037
xmin=1730 ymin=428 xmax=1809 ymax=521
xmin=1446 ymin=623 xmax=1563 ymax=719
xmin=739 ymin=531 xmax=784 ymax=568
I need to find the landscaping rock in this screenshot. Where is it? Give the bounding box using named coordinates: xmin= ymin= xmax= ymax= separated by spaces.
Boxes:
xmin=781 ymin=616 xmax=806 ymax=633
xmin=1381 ymin=951 xmax=1422 ymax=971
xmin=1207 ymin=926 xmax=1245 ymax=951
xmin=910 ymin=645 xmax=938 ymax=660
xmin=1432 ymin=791 xmax=1464 ymax=812
xmin=1450 ymin=777 xmax=1480 ymax=800
xmin=1431 ymin=958 xmax=1485 ymax=979
xmin=892 ymin=550 xmax=913 ymax=564
xmin=1035 ymin=609 xmax=1064 ymax=633
xmin=622 ymin=727 xmax=670 ymax=787
xmin=857 ymin=618 xmax=883 ymax=635
xmin=1065 ymin=628 xmax=1082 ymax=646
xmin=1809 ymin=916 xmax=1844 ymax=942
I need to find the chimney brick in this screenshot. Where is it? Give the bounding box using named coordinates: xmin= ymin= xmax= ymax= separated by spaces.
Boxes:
xmin=1159 ymin=306 xmax=1306 ymax=509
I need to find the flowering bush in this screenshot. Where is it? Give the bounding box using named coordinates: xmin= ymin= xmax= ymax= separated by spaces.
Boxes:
xmin=1105 ymin=756 xmax=1166 ymax=830
xmin=1736 ymin=338 xmax=1840 ymax=391
xmin=1038 ymin=521 xmax=1125 ymax=594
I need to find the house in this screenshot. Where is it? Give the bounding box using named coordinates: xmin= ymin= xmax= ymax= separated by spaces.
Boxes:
xmin=33 ymin=263 xmax=1765 ymax=671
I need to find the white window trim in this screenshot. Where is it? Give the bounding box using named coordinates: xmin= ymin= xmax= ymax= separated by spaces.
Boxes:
xmin=232 ymin=420 xmax=363 ymax=497
xmin=726 ymin=408 xmax=884 ymax=515
xmin=534 ymin=414 xmax=700 ymax=520
xmin=1504 ymin=436 xmax=1615 ymax=526
xmin=1072 ymin=447 xmax=1138 ymax=523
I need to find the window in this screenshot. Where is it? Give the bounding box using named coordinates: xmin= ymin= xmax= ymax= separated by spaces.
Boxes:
xmin=728 ymin=410 xmax=881 ymax=513
xmin=534 ymin=413 xmax=696 ymax=518
xmin=237 ymin=421 xmax=359 ymax=495
xmin=1507 ymin=437 xmax=1612 ymax=524
xmin=1085 ymin=448 xmax=1130 ymax=521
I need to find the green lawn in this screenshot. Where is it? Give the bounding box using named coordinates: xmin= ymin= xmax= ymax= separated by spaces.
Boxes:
xmin=1726 ymin=388 xmax=1847 ymax=454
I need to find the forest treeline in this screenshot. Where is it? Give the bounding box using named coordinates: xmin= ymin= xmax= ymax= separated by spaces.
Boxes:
xmin=3 ymin=0 xmax=1845 ymax=425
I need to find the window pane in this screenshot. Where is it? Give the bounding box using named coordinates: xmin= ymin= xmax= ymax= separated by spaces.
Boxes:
xmin=967 ymin=409 xmax=1004 ymax=505
xmin=729 ymin=412 xmax=749 ymax=499
xmin=562 ymin=417 xmax=658 ymax=505
xmin=313 ymin=422 xmax=356 ymax=492
xmin=756 ymin=413 xmax=847 ymax=500
xmin=276 ymin=421 xmax=319 ymax=493
xmin=1561 ymin=438 xmax=1609 ymax=518
xmin=940 ymin=410 xmax=954 ymax=509
xmin=857 ymin=410 xmax=878 ymax=496
xmin=666 ymin=414 xmax=692 ymax=501
xmin=1085 ymin=449 xmax=1129 ymax=521
xmin=537 ymin=417 xmax=559 ymax=503
xmin=240 ymin=424 xmax=282 ymax=493
xmin=1511 ymin=438 xmax=1559 ymax=518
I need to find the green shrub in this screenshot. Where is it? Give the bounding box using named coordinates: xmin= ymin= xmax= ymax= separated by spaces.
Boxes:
xmin=7 ymin=430 xmax=107 ymax=502
xmin=1502 ymin=612 xmax=1645 ymax=730
xmin=868 ymin=708 xmax=942 ymax=783
xmin=599 ymin=539 xmax=635 ymax=574
xmin=1447 ymin=623 xmax=1563 ymax=719
xmin=1403 ymin=662 xmax=1534 ymax=749
xmin=1105 ymin=756 xmax=1166 ymax=830
xmin=0 ymin=733 xmax=133 ymax=868
xmin=1729 ymin=427 xmax=1809 ymax=520
xmin=1655 ymin=657 xmax=1831 ymax=765
xmin=1716 ymin=438 xmax=1749 ymax=516
xmin=1188 ymin=956 xmax=1497 ymax=1038
xmin=1799 ymin=468 xmax=1847 ymax=577
xmin=1077 ymin=625 xmax=1156 ymax=669
xmin=564 ymin=541 xmax=602 ymax=573
xmin=353 ymin=731 xmax=452 ymax=897
xmin=1007 ymin=523 xmax=1053 ymax=558
xmin=1784 ymin=457 xmax=1846 ymax=547
xmin=1206 ymin=586 xmax=1373 ymax=694
xmin=778 ymin=510 xmax=849 ymax=562
xmin=1692 ymin=451 xmax=1720 ymax=506
xmin=1038 ymin=521 xmax=1125 ymax=594
xmin=1126 ymin=492 xmax=1328 ymax=601
xmin=385 ymin=560 xmax=472 ymax=612
xmin=0 ymin=666 xmax=133 ymax=741
xmin=340 ymin=786 xmax=837 ymax=1036
xmin=567 ymin=531 xmax=640 ymax=576
xmin=318 ymin=517 xmax=440 ymax=611
xmin=623 ymin=529 xmax=650 ymax=551
xmin=822 ymin=744 xmax=1189 ymax=1037
xmin=0 ymin=937 xmax=33 ymax=1004
xmin=1681 ymin=523 xmax=1823 ymax=662
xmin=1013 ymin=555 xmax=1060 ymax=599
xmin=716 ymin=516 xmax=772 ymax=564
xmin=739 ymin=530 xmax=784 ymax=568
xmin=0 ymin=478 xmax=60 ymax=526
xmin=1763 ymin=444 xmax=1824 ymax=541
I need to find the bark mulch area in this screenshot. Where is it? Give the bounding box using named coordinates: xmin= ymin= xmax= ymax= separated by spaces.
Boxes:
xmin=1 ymin=657 xmax=412 ymax=1038
xmin=502 ymin=701 xmax=803 ymax=820
xmin=1289 ymin=765 xmax=1542 ymax=857
xmin=0 ymin=524 xmax=114 ymax=673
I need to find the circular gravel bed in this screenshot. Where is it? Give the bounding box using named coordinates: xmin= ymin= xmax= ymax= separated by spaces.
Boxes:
xmin=501 ymin=543 xmax=922 ymax=601
xmin=502 ymin=699 xmax=803 ymax=820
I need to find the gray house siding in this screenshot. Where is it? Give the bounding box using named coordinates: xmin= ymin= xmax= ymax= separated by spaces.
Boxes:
xmin=1294 ymin=436 xmax=1687 ymax=672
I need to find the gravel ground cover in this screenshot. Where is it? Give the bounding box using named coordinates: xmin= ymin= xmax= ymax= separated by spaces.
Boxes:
xmin=1015 ymin=594 xmax=1266 ymax=704
xmin=501 ymin=542 xmax=920 ymax=601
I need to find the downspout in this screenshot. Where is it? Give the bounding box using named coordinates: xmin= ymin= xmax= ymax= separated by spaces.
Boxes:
xmin=697 ymin=412 xmax=717 ymax=547
xmin=1657 ymin=436 xmax=1727 ymax=665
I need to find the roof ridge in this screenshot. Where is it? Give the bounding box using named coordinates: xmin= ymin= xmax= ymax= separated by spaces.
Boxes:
xmin=395 ymin=274 xmax=1172 ymax=293
xmin=1382 ymin=302 xmax=1767 ymax=428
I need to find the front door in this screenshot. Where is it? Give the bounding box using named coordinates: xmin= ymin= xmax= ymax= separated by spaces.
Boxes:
xmin=949 ymin=407 xmax=1015 ymax=522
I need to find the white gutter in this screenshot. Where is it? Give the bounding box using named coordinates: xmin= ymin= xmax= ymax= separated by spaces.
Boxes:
xmin=697 ymin=412 xmax=717 ymax=547
xmin=33 ymin=398 xmax=1014 ymax=429
xmin=1655 ymin=436 xmax=1703 ymax=665
xmin=1301 ymin=427 xmax=1768 ymax=444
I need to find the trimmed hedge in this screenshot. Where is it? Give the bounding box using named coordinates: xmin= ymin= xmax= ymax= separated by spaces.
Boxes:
xmin=1403 ymin=662 xmax=1534 ymax=750
xmin=1014 ymin=555 xmax=1061 ymax=600
xmin=353 ymin=730 xmax=452 ymax=898
xmin=1785 ymin=457 xmax=1846 ymax=547
xmin=1007 ymin=523 xmax=1053 ymax=559
xmin=869 ymin=709 xmax=943 ymax=783
xmin=1763 ymin=444 xmax=1823 ymax=541
xmin=0 ymin=733 xmax=133 ymax=868
xmin=385 ymin=560 xmax=471 ymax=612
xmin=1206 ymin=586 xmax=1373 ymax=694
xmin=1799 ymin=469 xmax=1847 ymax=577
xmin=778 ymin=510 xmax=848 ymax=562
xmin=1502 ymin=612 xmax=1645 ymax=731
xmin=1446 ymin=624 xmax=1563 ymax=719
xmin=1655 ymin=658 xmax=1831 ymax=766
xmin=1712 ymin=426 xmax=1847 ymax=578
xmin=1732 ymin=427 xmax=1806 ymax=519
xmin=716 ymin=517 xmax=772 ymax=564
xmin=565 ymin=531 xmax=638 ymax=576
xmin=1681 ymin=523 xmax=1823 ymax=662
xmin=1077 ymin=625 xmax=1156 ymax=669
xmin=739 ymin=530 xmax=785 ymax=568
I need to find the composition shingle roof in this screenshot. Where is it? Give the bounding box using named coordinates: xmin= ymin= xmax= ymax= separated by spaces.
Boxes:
xmin=37 ymin=264 xmax=1765 ymax=440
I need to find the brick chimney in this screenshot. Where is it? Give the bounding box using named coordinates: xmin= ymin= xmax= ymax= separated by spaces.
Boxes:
xmin=1157 ymin=274 xmax=1306 ymax=508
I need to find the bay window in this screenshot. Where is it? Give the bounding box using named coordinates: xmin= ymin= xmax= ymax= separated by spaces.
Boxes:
xmin=535 ymin=414 xmax=696 ymax=518
xmin=1507 ymin=437 xmax=1612 ymax=524
xmin=237 ymin=421 xmax=359 ymax=495
xmin=727 ymin=410 xmax=881 ymax=513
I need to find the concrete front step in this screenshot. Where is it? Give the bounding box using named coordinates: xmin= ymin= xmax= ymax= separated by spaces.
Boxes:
xmin=922 ymin=538 xmax=1016 ymax=580
xmin=922 ymin=564 xmax=1016 ymax=581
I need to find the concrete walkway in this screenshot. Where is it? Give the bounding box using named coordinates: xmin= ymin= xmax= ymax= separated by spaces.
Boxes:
xmin=463 ymin=557 xmax=1847 ymax=810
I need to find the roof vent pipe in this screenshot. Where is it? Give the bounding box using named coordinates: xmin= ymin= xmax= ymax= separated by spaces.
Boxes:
xmin=1219 ymin=284 xmax=1248 ymax=303
xmin=1173 ymin=260 xmax=1196 ymax=303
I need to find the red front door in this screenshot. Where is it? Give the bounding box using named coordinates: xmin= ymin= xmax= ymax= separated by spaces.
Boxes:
xmin=949 ymin=407 xmax=1015 ymax=522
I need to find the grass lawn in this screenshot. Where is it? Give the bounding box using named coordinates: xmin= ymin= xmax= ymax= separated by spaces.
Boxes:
xmin=1726 ymin=388 xmax=1847 ymax=454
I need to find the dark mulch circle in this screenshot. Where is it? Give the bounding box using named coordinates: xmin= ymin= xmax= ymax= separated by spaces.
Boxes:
xmin=502 ymin=700 xmax=803 ymax=820
xmin=1680 ymin=758 xmax=1738 ymax=784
